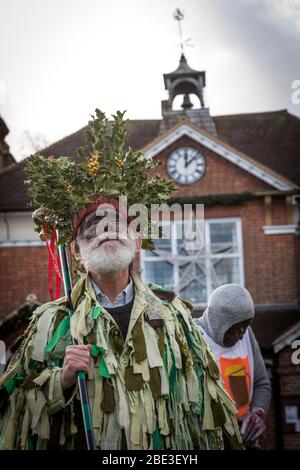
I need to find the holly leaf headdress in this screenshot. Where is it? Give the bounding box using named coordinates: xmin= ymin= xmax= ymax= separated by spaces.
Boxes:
xmin=25 ymin=109 xmax=176 ymax=249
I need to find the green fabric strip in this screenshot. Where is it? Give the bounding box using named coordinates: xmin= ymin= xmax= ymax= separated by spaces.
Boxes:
xmin=28 ymin=359 xmax=37 ymax=372
xmin=147 ymin=282 xmax=167 ymax=292
xmin=4 ymin=373 xmax=24 ymax=395
xmin=45 ymin=316 xmax=70 ymax=353
xmin=169 ymin=350 xmax=176 ymax=393
xmin=152 ymin=427 xmax=162 ymax=450
xmin=91 ymin=344 xmax=100 ymax=357
xmin=92 ymin=305 xmax=103 ymax=320
xmin=99 ymin=352 xmax=111 ymax=379
xmin=4 ymin=378 xmax=16 ymax=395
xmin=90 ymin=344 xmax=111 ymax=378
xmin=27 ymin=437 xmax=33 ymax=450
xmin=179 ymin=316 xmax=193 ymax=349
xmin=163 ymin=349 xmax=168 ymax=378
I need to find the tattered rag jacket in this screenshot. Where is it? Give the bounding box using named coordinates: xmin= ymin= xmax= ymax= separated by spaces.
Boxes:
xmin=0 ymin=271 xmax=243 ymax=450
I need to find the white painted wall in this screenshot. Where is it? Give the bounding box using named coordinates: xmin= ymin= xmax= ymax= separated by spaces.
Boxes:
xmin=0 ymin=212 xmax=43 ymax=246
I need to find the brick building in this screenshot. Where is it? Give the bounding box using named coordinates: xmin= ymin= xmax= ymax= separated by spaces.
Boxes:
xmin=0 ymin=55 xmax=300 ymax=448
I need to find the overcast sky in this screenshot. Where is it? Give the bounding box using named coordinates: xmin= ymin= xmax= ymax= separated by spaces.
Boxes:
xmin=1 ymin=0 xmax=300 ymax=161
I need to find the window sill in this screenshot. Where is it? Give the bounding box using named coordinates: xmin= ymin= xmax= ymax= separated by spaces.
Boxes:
xmin=263 ymin=225 xmax=300 ymax=235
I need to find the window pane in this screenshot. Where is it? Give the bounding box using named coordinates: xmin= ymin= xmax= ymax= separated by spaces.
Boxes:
xmin=210 ymin=257 xmax=240 ymax=288
xmin=143 ymin=237 xmax=172 ymax=258
xmin=177 ymin=241 xmax=190 ymax=257
xmin=179 ymin=264 xmax=207 ymax=304
xmin=177 ymin=220 xmax=205 ymax=256
xmin=155 ymin=237 xmax=172 ymax=251
xmin=144 ymin=261 xmax=174 ymax=290
xmin=209 ymin=222 xmax=238 ymax=254
xmin=142 ymin=219 xmax=243 ymax=304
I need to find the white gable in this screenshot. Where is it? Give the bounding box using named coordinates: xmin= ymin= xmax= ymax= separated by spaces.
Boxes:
xmin=143 ymin=123 xmax=295 ymax=191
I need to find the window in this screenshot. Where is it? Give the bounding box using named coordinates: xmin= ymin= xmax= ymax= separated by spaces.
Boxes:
xmin=141 ymin=218 xmax=244 ymax=307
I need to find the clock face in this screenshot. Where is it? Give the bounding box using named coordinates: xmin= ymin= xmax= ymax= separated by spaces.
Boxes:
xmin=166 ymin=147 xmax=206 ymax=184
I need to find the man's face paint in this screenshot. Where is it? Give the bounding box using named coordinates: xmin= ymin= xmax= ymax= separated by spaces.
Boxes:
xmin=79 ymin=207 xmax=131 ymax=242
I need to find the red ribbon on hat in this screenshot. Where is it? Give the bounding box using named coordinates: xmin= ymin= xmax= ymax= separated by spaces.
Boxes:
xmin=43 ymin=228 xmax=62 ymax=300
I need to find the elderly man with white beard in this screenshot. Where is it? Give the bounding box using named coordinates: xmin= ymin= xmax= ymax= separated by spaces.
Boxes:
xmin=0 ymin=110 xmax=243 ymax=451
xmin=0 ymin=199 xmax=243 ymax=451
xmin=61 ymin=205 xmax=141 ymax=392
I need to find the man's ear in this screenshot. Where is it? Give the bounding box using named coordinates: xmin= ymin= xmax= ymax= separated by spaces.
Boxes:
xmin=70 ymin=240 xmax=81 ymax=261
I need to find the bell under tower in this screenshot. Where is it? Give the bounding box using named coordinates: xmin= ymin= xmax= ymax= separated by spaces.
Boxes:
xmin=160 ymin=53 xmax=217 ymax=136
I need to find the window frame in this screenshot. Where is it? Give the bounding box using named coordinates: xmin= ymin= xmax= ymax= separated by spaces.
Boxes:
xmin=141 ymin=217 xmax=245 ymax=307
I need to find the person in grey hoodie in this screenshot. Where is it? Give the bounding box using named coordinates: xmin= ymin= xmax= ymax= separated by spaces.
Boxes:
xmin=194 ymin=284 xmax=271 ymax=448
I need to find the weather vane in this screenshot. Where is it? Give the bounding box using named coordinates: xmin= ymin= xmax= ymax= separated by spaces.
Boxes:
xmin=173 ymin=8 xmax=194 ymax=55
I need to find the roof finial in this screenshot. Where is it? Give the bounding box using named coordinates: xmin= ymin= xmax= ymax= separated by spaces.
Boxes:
xmin=173 ymin=8 xmax=194 ymax=57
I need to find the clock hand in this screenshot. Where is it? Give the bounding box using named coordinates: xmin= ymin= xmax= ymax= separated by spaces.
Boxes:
xmin=186 ymin=155 xmax=197 ymax=167
xmin=184 ymin=149 xmax=188 ymax=168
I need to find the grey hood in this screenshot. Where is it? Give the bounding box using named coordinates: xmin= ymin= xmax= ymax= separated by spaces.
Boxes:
xmin=196 ymin=284 xmax=255 ymax=346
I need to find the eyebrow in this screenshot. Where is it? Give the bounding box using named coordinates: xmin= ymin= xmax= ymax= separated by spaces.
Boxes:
xmin=79 ymin=213 xmax=98 ymax=235
xmin=84 ymin=213 xmax=98 ymax=227
xmin=82 ymin=209 xmax=124 ymax=234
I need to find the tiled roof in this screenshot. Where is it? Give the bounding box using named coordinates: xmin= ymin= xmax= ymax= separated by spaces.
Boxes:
xmin=0 ymin=120 xmax=161 ymax=210
xmin=214 ymin=110 xmax=300 ymax=187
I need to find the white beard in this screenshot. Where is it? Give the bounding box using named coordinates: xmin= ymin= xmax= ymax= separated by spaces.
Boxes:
xmin=79 ymin=235 xmax=136 ymax=275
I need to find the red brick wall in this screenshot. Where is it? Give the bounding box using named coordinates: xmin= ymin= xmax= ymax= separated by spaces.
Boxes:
xmin=283 ymin=434 xmax=300 ymax=451
xmin=0 ymin=246 xmax=141 ymax=321
xmin=204 ymin=199 xmax=299 ymax=305
xmin=148 ymin=135 xmax=299 ymax=305
xmin=243 ymin=203 xmax=298 ymax=305
xmin=0 ymin=201 xmax=298 ymax=317
xmin=0 ymin=246 xmax=50 ymax=320
xmin=150 ymin=136 xmax=274 ymax=196
xmin=272 ymin=196 xmax=288 ymax=225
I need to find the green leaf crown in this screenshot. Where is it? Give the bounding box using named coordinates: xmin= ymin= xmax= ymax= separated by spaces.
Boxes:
xmin=25 ymin=109 xmax=176 ymax=248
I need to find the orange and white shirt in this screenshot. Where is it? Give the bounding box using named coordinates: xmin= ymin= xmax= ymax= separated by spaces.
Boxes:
xmin=198 ymin=326 xmax=254 ymax=418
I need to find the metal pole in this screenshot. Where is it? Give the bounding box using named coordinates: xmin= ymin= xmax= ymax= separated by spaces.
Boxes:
xmin=58 ymin=243 xmax=97 ymax=450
